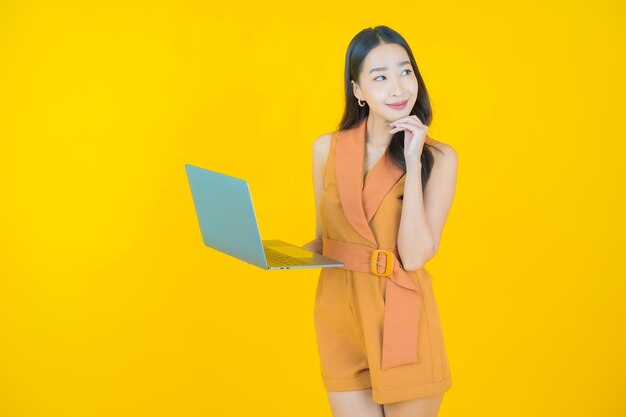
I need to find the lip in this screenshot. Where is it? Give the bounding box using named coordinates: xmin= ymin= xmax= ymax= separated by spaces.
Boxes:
xmin=386 ymin=100 xmax=408 ymax=110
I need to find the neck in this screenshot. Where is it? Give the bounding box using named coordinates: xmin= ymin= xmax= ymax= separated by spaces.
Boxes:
xmin=365 ymin=114 xmax=393 ymax=148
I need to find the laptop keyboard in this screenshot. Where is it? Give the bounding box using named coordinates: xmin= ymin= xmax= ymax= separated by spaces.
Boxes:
xmin=264 ymin=247 xmax=309 ymax=266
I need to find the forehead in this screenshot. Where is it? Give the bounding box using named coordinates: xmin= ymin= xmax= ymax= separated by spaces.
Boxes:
xmin=362 ymin=43 xmax=410 ymax=69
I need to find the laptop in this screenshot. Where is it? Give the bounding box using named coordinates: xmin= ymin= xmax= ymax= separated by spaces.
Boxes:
xmin=184 ymin=163 xmax=345 ymax=270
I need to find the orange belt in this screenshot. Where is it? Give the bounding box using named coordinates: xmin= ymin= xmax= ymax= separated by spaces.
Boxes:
xmin=322 ymin=237 xmax=421 ymax=370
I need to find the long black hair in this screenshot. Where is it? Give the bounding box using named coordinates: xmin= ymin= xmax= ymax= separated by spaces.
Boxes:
xmin=338 ymin=25 xmax=442 ymax=193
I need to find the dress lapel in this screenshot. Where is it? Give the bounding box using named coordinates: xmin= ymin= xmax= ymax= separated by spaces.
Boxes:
xmin=335 ymin=115 xmax=405 ymax=247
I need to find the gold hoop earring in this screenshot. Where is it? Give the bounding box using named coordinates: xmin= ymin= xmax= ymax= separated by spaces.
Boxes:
xmin=358 ymin=98 xmax=366 ymax=107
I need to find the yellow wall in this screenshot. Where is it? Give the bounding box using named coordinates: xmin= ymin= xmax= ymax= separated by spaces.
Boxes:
xmin=1 ymin=1 xmax=625 ymax=415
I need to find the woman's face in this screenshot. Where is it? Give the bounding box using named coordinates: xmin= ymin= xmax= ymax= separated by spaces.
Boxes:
xmin=352 ymin=43 xmax=418 ymax=122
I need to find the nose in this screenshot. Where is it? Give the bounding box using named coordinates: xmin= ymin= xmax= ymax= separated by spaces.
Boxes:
xmin=389 ymin=77 xmax=403 ymax=96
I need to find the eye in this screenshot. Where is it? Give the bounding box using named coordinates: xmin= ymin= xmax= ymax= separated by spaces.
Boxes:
xmin=374 ymin=69 xmax=413 ymax=81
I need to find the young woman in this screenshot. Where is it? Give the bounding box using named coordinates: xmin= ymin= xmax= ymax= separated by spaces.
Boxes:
xmin=302 ymin=26 xmax=458 ymax=417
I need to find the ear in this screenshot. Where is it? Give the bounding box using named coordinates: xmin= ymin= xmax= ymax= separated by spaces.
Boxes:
xmin=351 ymin=80 xmax=362 ymax=101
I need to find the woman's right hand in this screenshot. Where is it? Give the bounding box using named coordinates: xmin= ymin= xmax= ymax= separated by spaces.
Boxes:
xmin=302 ymin=239 xmax=323 ymax=255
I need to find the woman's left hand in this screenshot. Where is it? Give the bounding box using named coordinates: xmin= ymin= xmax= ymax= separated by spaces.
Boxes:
xmin=388 ymin=115 xmax=428 ymax=164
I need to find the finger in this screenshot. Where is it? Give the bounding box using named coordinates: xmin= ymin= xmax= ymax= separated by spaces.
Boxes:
xmin=389 ymin=118 xmax=415 ymax=126
xmin=391 ymin=123 xmax=424 ymax=135
xmin=390 ymin=127 xmax=414 ymax=135
xmin=409 ymin=115 xmax=425 ymax=124
xmin=390 ymin=119 xmax=413 ymax=125
xmin=389 ymin=121 xmax=418 ymax=128
xmin=389 ymin=123 xmax=410 ymax=131
xmin=392 ymin=117 xmax=424 ymax=128
xmin=389 ymin=119 xmax=424 ymax=126
xmin=410 ymin=115 xmax=422 ymax=123
xmin=391 ymin=123 xmax=418 ymax=134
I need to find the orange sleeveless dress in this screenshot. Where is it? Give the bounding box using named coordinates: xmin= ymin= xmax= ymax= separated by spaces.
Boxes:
xmin=313 ymin=115 xmax=452 ymax=404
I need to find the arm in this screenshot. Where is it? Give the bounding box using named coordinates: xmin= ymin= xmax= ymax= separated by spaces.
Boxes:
xmin=301 ymin=133 xmax=332 ymax=254
xmin=397 ymin=143 xmax=458 ymax=270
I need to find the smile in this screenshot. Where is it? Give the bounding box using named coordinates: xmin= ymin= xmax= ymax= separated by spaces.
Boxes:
xmin=386 ymin=100 xmax=408 ymax=110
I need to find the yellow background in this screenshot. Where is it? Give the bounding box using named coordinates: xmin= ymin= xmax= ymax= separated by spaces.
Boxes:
xmin=1 ymin=1 xmax=625 ymax=416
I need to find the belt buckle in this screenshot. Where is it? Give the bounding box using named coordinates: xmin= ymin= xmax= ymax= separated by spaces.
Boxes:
xmin=370 ymin=249 xmax=394 ymax=277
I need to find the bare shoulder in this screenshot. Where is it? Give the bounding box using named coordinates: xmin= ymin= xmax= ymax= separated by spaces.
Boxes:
xmin=312 ymin=132 xmax=333 ymax=164
xmin=426 ymin=136 xmax=458 ymax=166
xmin=313 ymin=132 xmax=333 ymax=154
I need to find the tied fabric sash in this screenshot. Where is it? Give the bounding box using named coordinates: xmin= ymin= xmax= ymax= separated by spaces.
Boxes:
xmin=322 ymin=237 xmax=421 ymax=370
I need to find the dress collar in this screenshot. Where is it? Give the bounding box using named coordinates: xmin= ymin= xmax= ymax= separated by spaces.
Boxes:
xmin=334 ymin=115 xmax=406 ymax=246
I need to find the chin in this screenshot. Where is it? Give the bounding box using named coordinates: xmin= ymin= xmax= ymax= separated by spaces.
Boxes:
xmin=376 ymin=108 xmax=411 ymax=122
xmin=386 ymin=110 xmax=411 ymax=120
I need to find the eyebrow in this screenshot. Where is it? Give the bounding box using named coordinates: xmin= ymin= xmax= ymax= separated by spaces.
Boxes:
xmin=368 ymin=61 xmax=411 ymax=74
